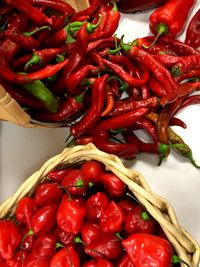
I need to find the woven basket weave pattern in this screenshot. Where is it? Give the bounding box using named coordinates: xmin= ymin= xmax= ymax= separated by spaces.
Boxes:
xmin=0 ymin=144 xmax=199 ymax=267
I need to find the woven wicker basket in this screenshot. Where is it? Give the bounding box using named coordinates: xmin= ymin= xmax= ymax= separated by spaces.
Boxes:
xmin=0 ymin=0 xmax=89 ymax=128
xmin=0 ymin=143 xmax=199 ymax=267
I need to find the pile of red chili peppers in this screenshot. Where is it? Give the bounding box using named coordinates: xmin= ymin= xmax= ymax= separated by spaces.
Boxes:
xmin=0 ymin=160 xmax=185 ymax=266
xmin=0 ymin=0 xmax=200 ymax=166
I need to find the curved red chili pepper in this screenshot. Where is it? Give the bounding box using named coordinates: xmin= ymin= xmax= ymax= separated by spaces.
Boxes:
xmin=175 ymin=68 xmax=200 ymax=83
xmin=70 ymin=74 xmax=108 ymax=138
xmin=87 ymin=37 xmax=115 ymax=53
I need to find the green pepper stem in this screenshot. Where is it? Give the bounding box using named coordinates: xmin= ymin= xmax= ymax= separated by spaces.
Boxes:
xmin=143 ymin=23 xmax=168 ymax=49
xmin=172 ymin=254 xmax=191 ymax=267
xmin=107 ymin=75 xmax=128 ymax=91
xmin=171 ymin=65 xmax=182 ymax=77
xmin=141 ymin=211 xmax=151 ymax=221
xmin=108 ymin=1 xmax=118 ymax=11
xmin=120 ymin=35 xmax=132 ymax=52
xmin=25 ymin=53 xmax=40 ymax=70
xmin=86 ymin=14 xmax=102 ymax=33
xmin=23 ymin=25 xmax=50 ymax=36
xmin=186 ymin=151 xmax=200 ymax=169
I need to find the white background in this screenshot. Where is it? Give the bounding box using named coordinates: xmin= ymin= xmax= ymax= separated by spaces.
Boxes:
xmin=1 ymin=0 xmax=200 ymax=250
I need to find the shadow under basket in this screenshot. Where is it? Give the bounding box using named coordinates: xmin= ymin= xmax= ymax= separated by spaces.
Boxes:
xmin=0 ymin=144 xmax=199 ymax=266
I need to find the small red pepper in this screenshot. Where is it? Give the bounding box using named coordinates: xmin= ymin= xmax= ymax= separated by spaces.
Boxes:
xmin=118 ymin=199 xmax=137 ymax=215
xmin=47 ymin=169 xmax=73 ymax=184
xmin=100 ymin=172 xmax=126 ymax=197
xmin=96 ymin=258 xmax=114 ymax=267
xmin=100 ymin=201 xmax=125 ymax=233
xmin=117 ymin=254 xmax=135 ymax=267
xmin=81 ymin=160 xmax=105 ymax=183
xmin=32 ymin=233 xmax=57 ymax=260
xmin=61 ymin=169 xmax=89 ymax=196
xmin=31 ymin=204 xmax=58 ymax=235
xmin=185 ymin=8 xmax=200 ymax=49
xmin=34 ymin=183 xmax=63 ymax=207
xmin=85 ymin=233 xmax=122 ymax=260
xmin=85 ymin=192 xmax=109 ymax=223
xmin=122 ymin=233 xmax=173 ymax=267
xmin=0 ymin=220 xmax=21 ymax=260
xmin=24 ymin=253 xmax=50 ymax=267
xmin=124 ymin=205 xmax=157 ymax=235
xmin=54 ymin=226 xmax=74 ymax=247
xmin=15 ymin=196 xmax=38 ymax=229
xmin=149 ymin=0 xmax=196 ymax=43
xmin=56 ymin=194 xmax=86 ymax=235
xmin=50 ymin=247 xmax=80 ymax=267
xmin=81 ymin=223 xmax=101 ymax=245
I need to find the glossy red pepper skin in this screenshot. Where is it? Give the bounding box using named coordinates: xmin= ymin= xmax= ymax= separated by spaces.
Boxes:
xmin=61 ymin=169 xmax=89 ymax=195
xmin=101 ymin=172 xmax=126 ymax=197
xmin=149 ymin=0 xmax=196 ymax=37
xmin=24 ymin=253 xmax=50 ymax=267
xmin=96 ymin=258 xmax=114 ymax=267
xmin=34 ymin=183 xmax=63 ymax=207
xmin=100 ymin=201 xmax=125 ymax=233
xmin=47 ymin=169 xmax=73 ymax=184
xmin=118 ymin=199 xmax=137 ymax=214
xmin=117 ymin=254 xmax=135 ymax=267
xmin=81 ymin=223 xmax=101 ymax=245
xmin=6 ymin=250 xmax=28 ymax=266
xmin=70 ymin=74 xmax=108 ymax=138
xmin=0 ymin=220 xmax=21 ymax=260
xmin=124 ymin=205 xmax=157 ymax=235
xmin=116 ymin=0 xmax=165 ymax=13
xmin=31 ymin=204 xmax=58 ymax=235
xmin=50 ymin=247 xmax=80 ymax=267
xmin=15 ymin=197 xmax=38 ymax=228
xmin=122 ymin=233 xmax=173 ymax=267
xmin=185 ymin=9 xmax=200 ymax=48
xmin=54 ymin=226 xmax=74 ymax=247
xmin=32 ymin=233 xmax=57 ymax=260
xmin=56 ymin=194 xmax=86 ymax=235
xmin=85 ymin=233 xmax=122 ymax=260
xmin=85 ymin=192 xmax=110 ymax=222
xmin=81 ymin=160 xmax=105 ymax=183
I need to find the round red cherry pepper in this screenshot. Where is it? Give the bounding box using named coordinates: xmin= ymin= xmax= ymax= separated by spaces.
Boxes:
xmin=81 ymin=223 xmax=101 ymax=245
xmin=81 ymin=160 xmax=105 ymax=183
xmin=100 ymin=172 xmax=126 ymax=197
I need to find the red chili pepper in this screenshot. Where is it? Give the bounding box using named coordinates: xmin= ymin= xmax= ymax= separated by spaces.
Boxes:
xmin=70 ymin=74 xmax=108 ymax=138
xmin=175 ymin=95 xmax=200 ymax=115
xmin=122 ymin=233 xmax=173 ymax=267
xmin=24 ymin=47 xmax=66 ymax=69
xmin=96 ymin=258 xmax=114 ymax=267
xmin=34 ymin=183 xmax=63 ymax=207
xmin=178 ymin=81 xmax=200 ymax=97
xmin=81 ymin=223 xmax=101 ymax=245
xmin=61 ymin=169 xmax=89 ymax=195
xmin=149 ymin=76 xmax=166 ymax=98
xmin=66 ymin=65 xmax=98 ymax=95
xmin=175 ymin=68 xmax=200 ymax=83
xmin=81 ymin=160 xmax=105 ymax=183
xmin=89 ymin=2 xmax=120 ymax=41
xmin=185 ymin=9 xmax=200 ymax=49
xmin=5 ymin=0 xmax=52 ymax=26
xmin=100 ymin=172 xmax=126 ymax=197
xmin=54 ymin=226 xmax=74 ymax=247
xmin=149 ymin=0 xmax=196 ymax=44
xmin=24 ymin=253 xmax=50 ymax=267
xmin=56 ymin=23 xmax=89 ymax=91
xmin=92 ymin=108 xmax=149 ymax=134
xmin=0 ymin=56 xmax=68 ymax=84
xmin=56 ymin=194 xmax=86 ymax=235
xmin=32 ymin=233 xmax=57 ymax=260
xmin=20 ymin=228 xmax=35 ymax=251
xmin=85 ymin=192 xmax=110 ymax=223
xmin=85 ymin=233 xmax=122 ymax=260
xmin=101 ymin=84 xmax=115 ymax=116
xmin=30 ymin=0 xmax=75 ymax=15
xmin=47 ymin=169 xmax=73 ymax=184
xmin=124 ymin=205 xmax=157 ymax=235
xmin=117 ymin=254 xmax=135 ymax=267
xmin=100 ymin=201 xmax=125 ymax=233
xmin=15 ymin=197 xmax=38 ymax=229
xmin=121 ymin=41 xmax=179 ymax=105
xmin=6 ymin=250 xmax=28 ymax=266
xmin=33 ymin=94 xmax=84 ymax=123
xmin=87 ymin=37 xmax=115 ymax=54
xmin=118 ymin=199 xmax=137 ymax=215
xmin=0 ymin=38 xmax=20 ymax=63
xmin=108 ymin=96 xmax=159 ymax=117
xmin=50 ymin=247 xmax=80 ymax=267
xmin=31 ymin=204 xmax=58 ymax=235
xmin=82 ymin=259 xmax=96 ymax=267
xmin=0 ymin=220 xmax=21 ymax=260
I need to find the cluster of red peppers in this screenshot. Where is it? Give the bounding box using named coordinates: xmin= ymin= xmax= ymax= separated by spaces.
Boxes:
xmin=0 ymin=0 xmax=200 ymax=166
xmin=0 ymin=160 xmax=184 ymax=266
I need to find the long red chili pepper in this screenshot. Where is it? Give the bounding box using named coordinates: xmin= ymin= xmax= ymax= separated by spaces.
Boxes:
xmin=87 ymin=37 xmax=115 ymax=53
xmin=121 ymin=39 xmax=179 ymax=105
xmin=70 ymin=74 xmax=108 ymax=138
xmin=0 ymin=38 xmax=20 ymax=63
xmin=175 ymin=68 xmax=200 ymax=83
xmin=185 ymin=8 xmax=200 ymax=49
xmin=149 ymin=0 xmax=196 ymax=45
xmin=32 ymin=94 xmax=84 ymax=122
xmin=101 ymin=84 xmax=115 ymax=116
xmin=178 ymin=81 xmax=200 ymax=97
xmin=175 ymin=95 xmax=200 ymax=114
xmin=4 ymin=0 xmax=52 ymax=26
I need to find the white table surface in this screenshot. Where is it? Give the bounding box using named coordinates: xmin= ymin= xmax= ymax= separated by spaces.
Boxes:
xmin=1 ymin=0 xmax=200 ymax=251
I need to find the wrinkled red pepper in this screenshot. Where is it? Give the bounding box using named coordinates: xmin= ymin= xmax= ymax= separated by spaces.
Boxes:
xmin=50 ymin=246 xmax=80 ymax=267
xmin=185 ymin=8 xmax=200 ymax=49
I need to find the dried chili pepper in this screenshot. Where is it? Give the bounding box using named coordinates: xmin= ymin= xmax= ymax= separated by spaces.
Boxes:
xmin=185 ymin=8 xmax=200 ymax=49
xmin=33 ymin=94 xmax=84 ymax=122
xmin=101 ymin=84 xmax=115 ymax=116
xmin=70 ymin=74 xmax=108 ymax=138
xmin=149 ymin=0 xmax=196 ymax=45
